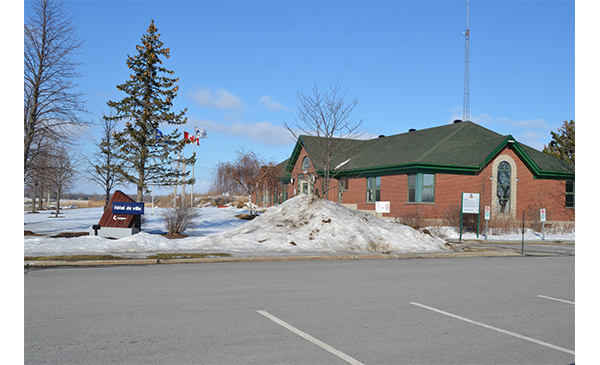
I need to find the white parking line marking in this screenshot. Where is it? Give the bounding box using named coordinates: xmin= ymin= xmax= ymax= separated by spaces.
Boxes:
xmin=257 ymin=310 xmax=364 ymax=365
xmin=537 ymin=295 xmax=575 ymax=305
xmin=410 ymin=302 xmax=575 ymax=355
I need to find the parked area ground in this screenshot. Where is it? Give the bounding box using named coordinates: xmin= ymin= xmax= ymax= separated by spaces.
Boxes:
xmin=25 ymin=256 xmax=574 ymax=364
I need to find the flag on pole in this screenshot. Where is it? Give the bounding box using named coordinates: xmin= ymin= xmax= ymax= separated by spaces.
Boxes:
xmin=195 ymin=127 xmax=207 ymax=139
xmin=184 ymin=131 xmax=199 ymax=145
xmin=155 ymin=128 xmax=164 ymax=141
xmin=155 ymin=128 xmax=173 ymax=145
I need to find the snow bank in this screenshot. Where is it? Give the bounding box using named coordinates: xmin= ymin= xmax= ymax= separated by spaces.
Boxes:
xmin=24 ymin=195 xmax=448 ymax=257
xmin=193 ymin=194 xmax=448 ymax=254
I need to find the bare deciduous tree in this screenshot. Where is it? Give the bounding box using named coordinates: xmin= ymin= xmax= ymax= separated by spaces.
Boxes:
xmin=284 ymin=81 xmax=367 ymax=199
xmin=87 ymin=111 xmax=127 ymax=211
xmin=211 ymin=149 xmax=280 ymax=215
xmin=25 ymin=151 xmax=51 ymax=212
xmin=47 ymin=146 xmax=78 ymax=217
xmin=24 ymin=0 xmax=88 ymax=179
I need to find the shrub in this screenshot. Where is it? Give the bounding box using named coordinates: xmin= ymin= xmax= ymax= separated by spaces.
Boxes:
xmin=160 ymin=203 xmax=200 ymax=235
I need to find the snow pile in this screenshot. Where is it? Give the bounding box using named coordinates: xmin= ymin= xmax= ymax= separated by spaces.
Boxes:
xmin=198 ymin=194 xmax=447 ymax=254
xmin=24 ymin=195 xmax=448 ymax=257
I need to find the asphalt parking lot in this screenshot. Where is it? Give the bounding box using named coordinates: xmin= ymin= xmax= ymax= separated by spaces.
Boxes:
xmin=458 ymin=242 xmax=575 ymax=257
xmin=25 ymin=255 xmax=574 ymax=364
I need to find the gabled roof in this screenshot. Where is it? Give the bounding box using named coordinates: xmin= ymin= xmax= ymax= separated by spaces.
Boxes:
xmin=286 ymin=121 xmax=574 ymax=180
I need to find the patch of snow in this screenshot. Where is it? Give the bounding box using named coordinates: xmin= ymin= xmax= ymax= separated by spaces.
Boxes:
xmin=24 ymin=195 xmax=573 ymax=258
xmin=24 ymin=195 xmax=448 ymax=257
xmin=335 ymin=158 xmax=352 ymax=170
xmin=438 ymin=226 xmax=575 ymax=242
xmin=201 ymin=194 xmax=446 ymax=254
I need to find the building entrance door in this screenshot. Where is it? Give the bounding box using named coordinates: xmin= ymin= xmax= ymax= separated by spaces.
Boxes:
xmin=301 ymin=182 xmax=309 ymax=194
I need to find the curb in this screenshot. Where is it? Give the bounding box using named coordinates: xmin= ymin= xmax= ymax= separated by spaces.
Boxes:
xmin=24 ymin=248 xmax=521 ymax=268
xmin=448 ymin=239 xmax=575 ymax=245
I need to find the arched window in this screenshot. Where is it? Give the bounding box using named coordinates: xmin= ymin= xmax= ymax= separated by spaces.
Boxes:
xmin=497 ymin=161 xmax=511 ymax=213
xmin=302 ymin=156 xmax=311 ymax=170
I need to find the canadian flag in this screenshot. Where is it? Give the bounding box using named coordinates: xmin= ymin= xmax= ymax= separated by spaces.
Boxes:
xmin=183 ymin=131 xmax=199 ymax=145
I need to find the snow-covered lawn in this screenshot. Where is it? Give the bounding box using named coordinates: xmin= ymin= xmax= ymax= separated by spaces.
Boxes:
xmin=24 ymin=195 xmax=574 ymax=258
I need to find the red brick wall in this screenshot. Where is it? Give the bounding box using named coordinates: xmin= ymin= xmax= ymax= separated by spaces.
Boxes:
xmin=255 ymin=145 xmax=574 ymax=224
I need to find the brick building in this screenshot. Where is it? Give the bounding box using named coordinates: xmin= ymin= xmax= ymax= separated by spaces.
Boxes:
xmin=253 ymin=121 xmax=574 ymax=226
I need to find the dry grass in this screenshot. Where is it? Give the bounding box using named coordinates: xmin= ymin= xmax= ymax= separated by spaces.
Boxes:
xmin=86 ymin=200 xmax=106 ymax=208
xmin=24 ymin=253 xmax=232 ymax=261
xmin=24 ymin=254 xmax=129 ymax=261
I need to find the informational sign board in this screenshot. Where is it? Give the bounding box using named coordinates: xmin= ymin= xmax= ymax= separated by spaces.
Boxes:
xmin=484 ymin=206 xmax=491 ymax=220
xmin=540 ymin=208 xmax=546 ymax=222
xmin=376 ymin=201 xmax=391 ymax=214
xmin=460 ymin=193 xmax=481 ymax=242
xmin=461 ymin=193 xmax=480 ymax=214
xmin=113 ymin=201 xmax=145 ymax=215
xmin=91 ymin=190 xmax=142 ymax=239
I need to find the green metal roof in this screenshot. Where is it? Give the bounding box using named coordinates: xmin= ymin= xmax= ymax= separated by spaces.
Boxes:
xmin=286 ymin=121 xmax=574 ymax=180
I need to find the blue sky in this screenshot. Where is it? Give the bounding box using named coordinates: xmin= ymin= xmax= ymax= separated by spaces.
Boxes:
xmin=21 ymin=0 xmax=577 ymax=196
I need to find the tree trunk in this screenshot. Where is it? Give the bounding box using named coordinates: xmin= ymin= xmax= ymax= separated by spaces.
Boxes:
xmin=137 ymin=168 xmax=145 ymax=203
xmin=54 ymin=188 xmax=61 ymax=217
xmin=31 ymin=185 xmax=38 ymax=212
xmin=104 ymin=190 xmax=110 ymax=212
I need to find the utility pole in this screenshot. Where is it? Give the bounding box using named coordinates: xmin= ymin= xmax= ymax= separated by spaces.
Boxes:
xmin=463 ymin=0 xmax=471 ymax=122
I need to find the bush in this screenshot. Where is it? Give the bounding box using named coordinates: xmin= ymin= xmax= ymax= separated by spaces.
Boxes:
xmin=160 ymin=203 xmax=200 ymax=235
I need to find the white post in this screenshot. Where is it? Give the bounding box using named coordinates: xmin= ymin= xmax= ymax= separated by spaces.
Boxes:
xmin=174 ymin=151 xmax=180 ymax=207
xmin=182 ymin=157 xmax=186 ymax=204
xmin=191 ymin=132 xmax=195 ymax=207
xmin=540 ymin=208 xmax=546 ymax=241
xmin=542 ymin=221 xmax=545 ymax=241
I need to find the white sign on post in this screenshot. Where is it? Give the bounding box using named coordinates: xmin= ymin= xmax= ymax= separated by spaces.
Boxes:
xmin=540 ymin=208 xmax=546 ymax=222
xmin=462 ymin=193 xmax=480 ymax=214
xmin=376 ymin=201 xmax=391 ymax=214
xmin=484 ymin=206 xmax=491 ymax=220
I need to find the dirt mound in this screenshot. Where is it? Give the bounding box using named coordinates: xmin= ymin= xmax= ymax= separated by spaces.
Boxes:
xmin=24 ymin=230 xmax=42 ymax=236
xmin=50 ymin=232 xmax=90 ymax=238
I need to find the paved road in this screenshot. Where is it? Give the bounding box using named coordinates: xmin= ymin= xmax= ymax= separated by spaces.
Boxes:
xmin=25 ymin=256 xmax=574 ymax=364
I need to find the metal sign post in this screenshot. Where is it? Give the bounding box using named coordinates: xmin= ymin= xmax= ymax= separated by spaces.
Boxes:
xmin=460 ymin=193 xmax=480 ymax=242
xmin=484 ymin=205 xmax=490 ymax=240
xmin=540 ymin=208 xmax=546 ymax=240
xmin=522 ymin=210 xmax=525 ymax=254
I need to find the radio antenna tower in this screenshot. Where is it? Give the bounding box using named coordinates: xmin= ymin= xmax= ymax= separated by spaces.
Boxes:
xmin=462 ymin=0 xmax=470 ymax=122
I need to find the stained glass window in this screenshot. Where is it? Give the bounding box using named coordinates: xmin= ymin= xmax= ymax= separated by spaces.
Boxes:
xmin=497 ymin=161 xmax=511 ymax=213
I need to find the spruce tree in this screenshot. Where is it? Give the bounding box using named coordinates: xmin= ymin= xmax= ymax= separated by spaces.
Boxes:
xmin=543 ymin=120 xmax=575 ymax=166
xmin=105 ymin=20 xmax=194 ymax=202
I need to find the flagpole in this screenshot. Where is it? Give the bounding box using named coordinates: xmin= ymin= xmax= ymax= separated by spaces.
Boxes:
xmin=191 ymin=125 xmax=195 ymax=207
xmin=174 ymin=150 xmax=179 ymax=207
xmin=182 ymin=154 xmax=186 ymax=205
